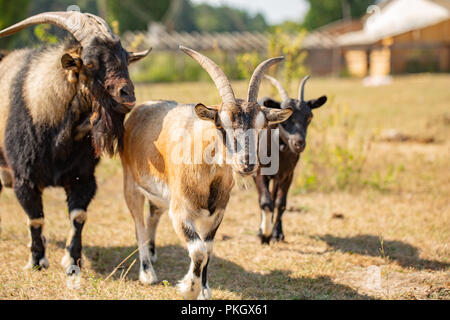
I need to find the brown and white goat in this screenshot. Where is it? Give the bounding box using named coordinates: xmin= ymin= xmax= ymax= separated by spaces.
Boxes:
xmin=120 ymin=46 xmax=292 ymax=299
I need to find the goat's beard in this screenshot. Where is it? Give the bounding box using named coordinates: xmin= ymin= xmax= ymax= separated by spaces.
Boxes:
xmin=83 ymin=84 xmax=127 ymax=158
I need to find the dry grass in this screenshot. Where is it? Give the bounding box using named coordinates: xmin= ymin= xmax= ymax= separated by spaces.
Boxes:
xmin=0 ymin=74 xmax=449 ymax=300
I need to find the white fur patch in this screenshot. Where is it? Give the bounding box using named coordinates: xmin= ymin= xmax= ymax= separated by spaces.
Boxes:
xmin=187 ymin=239 xmax=208 ymax=258
xmin=23 ymin=255 xmax=49 ymax=270
xmin=138 ymin=177 xmax=170 ymax=209
xmin=260 ymin=209 xmax=273 ymax=237
xmin=139 ymin=267 xmax=158 ymax=285
xmin=61 ymin=252 xmax=75 ymax=270
xmin=178 ymin=273 xmax=202 ymax=300
xmin=70 ymin=210 xmax=87 ymax=224
xmin=219 ymin=111 xmax=233 ymax=128
xmin=197 ymin=284 xmax=211 ymax=300
xmin=255 ymin=112 xmax=266 ymax=130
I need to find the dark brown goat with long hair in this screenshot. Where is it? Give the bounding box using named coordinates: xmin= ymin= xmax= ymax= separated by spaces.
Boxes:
xmin=0 ymin=11 xmax=149 ymax=275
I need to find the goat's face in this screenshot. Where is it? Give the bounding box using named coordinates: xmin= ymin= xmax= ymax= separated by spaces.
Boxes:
xmin=62 ymin=37 xmax=148 ymax=114
xmin=195 ymin=99 xmax=293 ymax=176
xmin=264 ymin=96 xmax=327 ymax=154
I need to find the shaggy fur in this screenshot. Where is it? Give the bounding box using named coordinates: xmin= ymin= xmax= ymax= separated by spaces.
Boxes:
xmin=0 ymin=33 xmax=147 ymax=274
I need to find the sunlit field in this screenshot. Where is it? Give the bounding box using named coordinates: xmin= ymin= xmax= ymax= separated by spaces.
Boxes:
xmin=0 ymin=74 xmax=448 ymax=300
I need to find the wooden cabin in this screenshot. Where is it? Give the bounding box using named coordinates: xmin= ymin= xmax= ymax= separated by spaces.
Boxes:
xmin=338 ymin=0 xmax=450 ymax=77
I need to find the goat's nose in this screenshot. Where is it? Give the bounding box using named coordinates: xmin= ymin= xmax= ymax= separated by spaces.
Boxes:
xmin=119 ymin=84 xmax=133 ymax=98
xmin=243 ymin=164 xmax=256 ymax=173
xmin=294 ymin=139 xmax=305 ymax=150
xmin=118 ymin=84 xmax=136 ymax=106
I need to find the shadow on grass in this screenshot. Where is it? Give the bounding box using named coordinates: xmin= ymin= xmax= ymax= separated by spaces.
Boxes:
xmin=318 ymin=234 xmax=449 ymax=271
xmin=83 ymin=244 xmax=373 ymax=300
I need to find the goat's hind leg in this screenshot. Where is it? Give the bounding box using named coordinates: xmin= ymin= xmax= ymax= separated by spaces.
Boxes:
xmin=146 ymin=202 xmax=164 ymax=263
xmin=124 ymin=176 xmax=158 ymax=284
xmin=254 ymin=175 xmax=275 ymax=245
xmin=14 ymin=179 xmax=49 ymax=270
xmin=272 ymin=174 xmax=294 ymax=242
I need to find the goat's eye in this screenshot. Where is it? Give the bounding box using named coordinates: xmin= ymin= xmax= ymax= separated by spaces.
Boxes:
xmin=86 ymin=63 xmax=94 ymax=69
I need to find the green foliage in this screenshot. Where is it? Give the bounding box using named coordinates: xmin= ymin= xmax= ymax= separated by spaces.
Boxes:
xmin=194 ymin=4 xmax=268 ymax=33
xmin=0 ymin=0 xmax=31 ymax=49
xmin=270 ymin=21 xmax=304 ymax=34
xmin=295 ymin=98 xmax=401 ymax=193
xmin=236 ymin=52 xmax=261 ymax=79
xmin=302 ymin=0 xmax=376 ymax=31
xmin=130 ymin=52 xmax=237 ymax=83
xmin=33 ymin=25 xmax=59 ymax=44
xmin=164 ymin=0 xmax=197 ymax=32
xmin=107 ymin=0 xmax=171 ymax=33
xmin=268 ymin=27 xmax=308 ymax=92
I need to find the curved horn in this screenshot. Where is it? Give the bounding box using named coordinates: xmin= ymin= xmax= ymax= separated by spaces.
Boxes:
xmin=247 ymin=57 xmax=284 ymax=103
xmin=179 ymin=46 xmax=236 ymax=105
xmin=128 ymin=47 xmax=152 ymax=63
xmin=298 ymin=75 xmax=311 ymax=102
xmin=264 ymin=75 xmax=289 ymax=102
xmin=0 ymin=11 xmax=114 ymax=44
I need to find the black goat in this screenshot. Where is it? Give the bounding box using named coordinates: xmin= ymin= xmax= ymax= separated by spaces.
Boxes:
xmin=254 ymin=75 xmax=327 ymax=244
xmin=0 ymin=11 xmax=149 ymax=274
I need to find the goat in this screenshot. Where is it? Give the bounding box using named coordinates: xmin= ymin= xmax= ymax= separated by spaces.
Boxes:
xmin=254 ymin=75 xmax=327 ymax=244
xmin=0 ymin=11 xmax=150 ymax=274
xmin=120 ymin=46 xmax=293 ymax=299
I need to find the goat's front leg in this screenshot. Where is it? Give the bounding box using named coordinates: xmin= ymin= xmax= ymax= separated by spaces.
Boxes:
xmin=272 ymin=174 xmax=294 ymax=242
xmin=197 ymin=209 xmax=224 ymax=300
xmin=254 ymin=175 xmax=274 ymax=245
xmin=170 ymin=209 xmax=212 ymax=300
xmin=62 ymin=176 xmax=96 ymax=275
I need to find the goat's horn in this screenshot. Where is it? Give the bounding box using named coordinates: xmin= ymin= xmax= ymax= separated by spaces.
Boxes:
xmin=179 ymin=46 xmax=236 ymax=105
xmin=264 ymin=75 xmax=289 ymax=102
xmin=298 ymin=75 xmax=311 ymax=102
xmin=128 ymin=47 xmax=152 ymax=62
xmin=0 ymin=12 xmax=114 ymax=44
xmin=247 ymin=57 xmax=284 ymax=103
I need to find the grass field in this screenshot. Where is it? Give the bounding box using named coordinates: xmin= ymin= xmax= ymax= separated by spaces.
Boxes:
xmin=0 ymin=74 xmax=449 ymax=300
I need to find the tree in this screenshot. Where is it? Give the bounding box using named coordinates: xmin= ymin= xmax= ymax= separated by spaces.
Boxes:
xmin=302 ymin=0 xmax=376 ymax=31
xmin=108 ymin=0 xmax=171 ymax=33
xmin=194 ymin=3 xmax=268 ymax=33
xmin=164 ymin=0 xmax=197 ymax=32
xmin=0 ymin=0 xmax=31 ymax=49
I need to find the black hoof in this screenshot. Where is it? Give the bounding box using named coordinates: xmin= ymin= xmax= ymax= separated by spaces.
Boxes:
xmin=272 ymin=233 xmax=285 ymax=242
xmin=257 ymin=229 xmax=272 ymax=245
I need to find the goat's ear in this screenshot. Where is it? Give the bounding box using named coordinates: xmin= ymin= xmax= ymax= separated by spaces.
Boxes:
xmin=309 ymin=96 xmax=327 ymax=109
xmin=61 ymin=53 xmax=82 ymax=71
xmin=262 ymin=106 xmax=293 ymax=125
xmin=61 ymin=53 xmax=82 ymax=84
xmin=128 ymin=48 xmax=152 ymax=65
xmin=195 ymin=103 xmax=218 ymax=122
